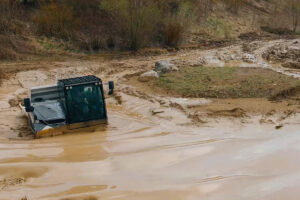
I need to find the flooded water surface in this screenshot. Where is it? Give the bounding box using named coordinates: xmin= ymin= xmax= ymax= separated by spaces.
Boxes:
xmin=0 ymin=39 xmax=300 ymax=199
xmin=1 ymin=102 xmax=300 ymax=200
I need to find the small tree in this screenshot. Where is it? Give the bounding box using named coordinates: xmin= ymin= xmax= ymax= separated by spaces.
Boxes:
xmin=32 ymin=3 xmax=75 ymax=39
xmin=100 ymin=0 xmax=161 ymax=50
xmin=287 ymin=0 xmax=300 ymax=32
xmin=223 ymin=0 xmax=243 ymax=14
xmin=161 ymin=0 xmax=196 ymax=47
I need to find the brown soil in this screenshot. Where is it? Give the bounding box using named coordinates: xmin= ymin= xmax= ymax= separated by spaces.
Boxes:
xmin=198 ymin=98 xmax=299 ymax=119
xmin=126 ymin=76 xmax=300 ymax=118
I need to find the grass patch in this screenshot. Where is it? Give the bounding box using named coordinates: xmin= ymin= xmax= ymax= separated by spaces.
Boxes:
xmin=155 ymin=66 xmax=300 ymax=98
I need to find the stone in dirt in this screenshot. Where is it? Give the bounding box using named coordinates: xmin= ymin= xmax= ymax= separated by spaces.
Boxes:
xmin=151 ymin=108 xmax=165 ymax=115
xmin=242 ymin=53 xmax=256 ymax=63
xmin=275 ymin=125 xmax=283 ymax=130
xmin=154 ymin=60 xmax=178 ymax=74
xmin=262 ymin=42 xmax=300 ymax=62
xmin=138 ymin=70 xmax=159 ymax=82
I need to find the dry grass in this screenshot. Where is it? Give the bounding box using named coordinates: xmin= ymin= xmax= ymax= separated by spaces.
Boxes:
xmin=32 ymin=3 xmax=75 ymax=39
xmin=0 ymin=34 xmax=37 ymax=60
xmin=0 ymin=68 xmax=6 ymax=85
xmin=0 ymin=0 xmax=37 ymax=60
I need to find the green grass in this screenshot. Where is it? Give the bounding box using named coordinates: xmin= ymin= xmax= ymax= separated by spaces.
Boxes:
xmin=155 ymin=66 xmax=300 ymax=98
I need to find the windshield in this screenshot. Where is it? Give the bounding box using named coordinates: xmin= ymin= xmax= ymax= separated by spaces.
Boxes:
xmin=65 ymin=84 xmax=106 ymax=123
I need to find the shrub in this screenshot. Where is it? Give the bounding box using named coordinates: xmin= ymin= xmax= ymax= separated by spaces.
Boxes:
xmin=32 ymin=0 xmax=111 ymax=51
xmin=206 ymin=17 xmax=233 ymax=39
xmin=164 ymin=22 xmax=183 ymax=47
xmin=160 ymin=0 xmax=196 ymax=47
xmin=223 ymin=0 xmax=243 ymax=14
xmin=32 ymin=3 xmax=75 ymax=39
xmin=0 ymin=1 xmax=36 ymax=60
xmin=75 ymin=33 xmax=105 ymax=51
xmin=30 ymin=0 xmax=195 ymax=51
xmin=0 ymin=0 xmax=24 ymax=34
xmin=100 ymin=0 xmax=161 ymax=50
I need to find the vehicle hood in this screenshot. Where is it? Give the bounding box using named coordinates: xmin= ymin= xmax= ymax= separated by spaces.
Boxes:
xmin=33 ymin=101 xmax=66 ymax=123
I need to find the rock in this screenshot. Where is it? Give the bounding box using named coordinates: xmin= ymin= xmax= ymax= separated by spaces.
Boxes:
xmin=151 ymin=109 xmax=165 ymax=115
xmin=171 ymin=65 xmax=179 ymax=71
xmin=205 ymin=56 xmax=225 ymax=67
xmin=242 ymin=41 xmax=259 ymax=53
xmin=154 ymin=60 xmax=178 ymax=74
xmin=138 ymin=70 xmax=159 ymax=82
xmin=275 ymin=125 xmax=283 ymax=130
xmin=242 ymin=53 xmax=256 ymax=63
xmin=187 ymin=57 xmax=207 ymax=66
xmin=262 ymin=42 xmax=300 ymax=62
xmin=198 ymin=57 xmax=207 ymax=65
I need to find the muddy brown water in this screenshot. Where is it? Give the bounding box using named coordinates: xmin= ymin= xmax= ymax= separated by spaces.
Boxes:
xmin=1 ymin=98 xmax=300 ymax=200
xmin=1 ymin=39 xmax=300 ymax=199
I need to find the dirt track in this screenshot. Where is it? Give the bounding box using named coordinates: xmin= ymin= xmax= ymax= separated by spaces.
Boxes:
xmin=0 ymin=39 xmax=300 ymax=200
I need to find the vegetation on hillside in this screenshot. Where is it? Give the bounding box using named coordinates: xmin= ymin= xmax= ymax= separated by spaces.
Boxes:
xmin=0 ymin=0 xmax=36 ymax=59
xmin=265 ymin=0 xmax=300 ymax=33
xmin=0 ymin=0 xmax=299 ymax=59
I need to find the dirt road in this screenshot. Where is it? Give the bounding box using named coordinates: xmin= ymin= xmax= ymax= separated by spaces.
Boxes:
xmin=0 ymin=39 xmax=299 ymax=200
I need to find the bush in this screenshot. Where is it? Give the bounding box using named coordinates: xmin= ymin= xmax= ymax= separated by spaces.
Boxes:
xmin=30 ymin=0 xmax=195 ymax=51
xmin=32 ymin=0 xmax=111 ymax=51
xmin=223 ymin=0 xmax=243 ymax=14
xmin=0 ymin=0 xmax=24 ymax=34
xmin=205 ymin=17 xmax=233 ymax=39
xmin=161 ymin=0 xmax=195 ymax=47
xmin=32 ymin=3 xmax=75 ymax=39
xmin=100 ymin=0 xmax=161 ymax=50
xmin=163 ymin=22 xmax=183 ymax=47
xmin=75 ymin=34 xmax=105 ymax=51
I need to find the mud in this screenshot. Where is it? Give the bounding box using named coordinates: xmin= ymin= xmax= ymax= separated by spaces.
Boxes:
xmin=0 ymin=39 xmax=300 ymax=199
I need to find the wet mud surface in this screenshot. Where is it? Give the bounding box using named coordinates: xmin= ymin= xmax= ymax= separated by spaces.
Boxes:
xmin=1 ymin=103 xmax=300 ymax=200
xmin=0 ymin=39 xmax=300 ymax=200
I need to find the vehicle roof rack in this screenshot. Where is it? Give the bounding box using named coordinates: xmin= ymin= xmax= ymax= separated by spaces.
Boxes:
xmin=58 ymin=75 xmax=102 ymax=86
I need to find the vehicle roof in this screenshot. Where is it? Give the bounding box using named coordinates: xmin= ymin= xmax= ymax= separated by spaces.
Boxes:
xmin=58 ymin=75 xmax=102 ymax=86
